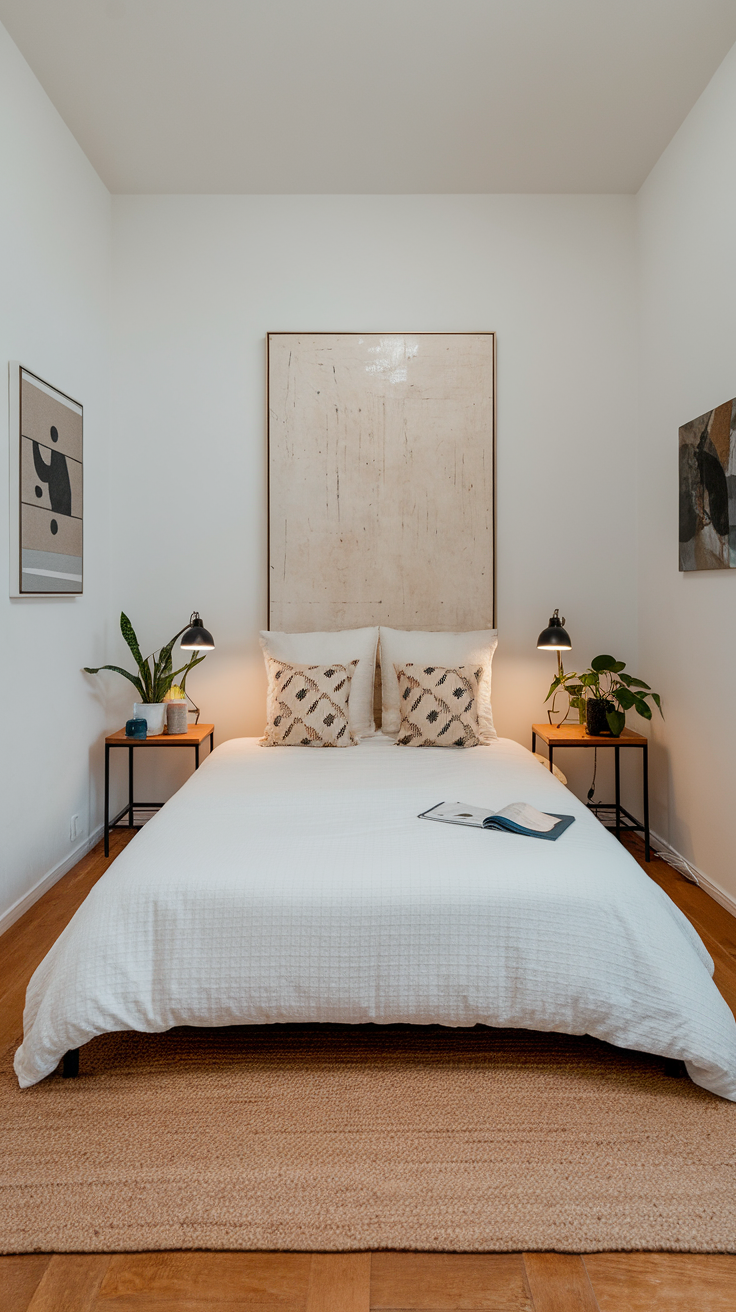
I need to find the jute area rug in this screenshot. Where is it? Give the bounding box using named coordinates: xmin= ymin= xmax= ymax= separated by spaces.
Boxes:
xmin=1 ymin=1023 xmax=735 ymax=1254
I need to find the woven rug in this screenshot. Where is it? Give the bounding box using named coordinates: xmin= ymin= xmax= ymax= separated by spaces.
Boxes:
xmin=1 ymin=1024 xmax=735 ymax=1253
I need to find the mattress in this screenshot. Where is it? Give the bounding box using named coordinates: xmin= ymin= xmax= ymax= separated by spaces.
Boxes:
xmin=15 ymin=735 xmax=736 ymax=1098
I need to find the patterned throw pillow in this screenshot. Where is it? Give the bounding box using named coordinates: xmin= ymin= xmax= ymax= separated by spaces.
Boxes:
xmin=394 ymin=663 xmax=482 ymax=747
xmin=261 ymin=659 xmax=359 ymax=747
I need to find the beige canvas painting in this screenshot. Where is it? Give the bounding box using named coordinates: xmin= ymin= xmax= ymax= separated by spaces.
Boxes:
xmin=10 ymin=365 xmax=83 ymax=596
xmin=268 ymin=333 xmax=495 ymax=632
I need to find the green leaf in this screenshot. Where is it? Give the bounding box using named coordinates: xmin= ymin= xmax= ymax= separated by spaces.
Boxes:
xmin=544 ymin=674 xmax=563 ymax=702
xmin=591 ymin=654 xmax=618 ymax=673
xmin=120 ymin=613 xmax=145 ymax=670
xmin=651 ymin=692 xmax=663 ymax=717
xmin=579 ymin=672 xmax=598 ymax=687
xmin=613 ymin=687 xmax=635 ymax=710
xmin=83 ymin=664 xmax=144 ymax=698
xmin=606 ymin=708 xmax=626 ymax=737
xmin=612 ymin=661 xmax=626 ymax=673
xmin=626 ymin=676 xmax=651 ymax=690
xmin=634 ymin=696 xmax=652 ymax=720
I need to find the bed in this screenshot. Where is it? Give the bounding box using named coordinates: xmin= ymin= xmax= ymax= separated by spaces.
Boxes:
xmin=15 ymin=733 xmax=736 ymax=1099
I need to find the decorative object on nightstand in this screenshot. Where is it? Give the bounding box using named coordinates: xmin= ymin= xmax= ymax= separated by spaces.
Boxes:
xmin=166 ymin=701 xmax=188 ymax=734
xmin=84 ymin=610 xmax=213 ymax=729
xmin=532 ymin=721 xmax=651 ymax=860
xmin=125 ymin=718 xmax=147 ymax=739
xmin=536 ymin=609 xmax=573 ymax=725
xmin=546 ymin=654 xmax=662 ymax=738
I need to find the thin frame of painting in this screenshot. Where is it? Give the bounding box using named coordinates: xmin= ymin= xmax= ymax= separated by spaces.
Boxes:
xmin=679 ymin=397 xmax=736 ymax=571
xmin=9 ymin=362 xmax=83 ymax=597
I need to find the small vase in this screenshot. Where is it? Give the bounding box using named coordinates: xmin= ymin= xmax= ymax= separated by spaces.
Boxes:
xmin=586 ymin=699 xmax=615 ymax=737
xmin=166 ymin=701 xmax=188 ymax=734
xmin=133 ymin=702 xmax=167 ymax=736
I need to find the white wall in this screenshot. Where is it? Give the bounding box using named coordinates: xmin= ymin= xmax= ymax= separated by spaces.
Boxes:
xmin=637 ymin=41 xmax=736 ymax=901
xmin=111 ymin=194 xmax=639 ymax=806
xmin=0 ymin=23 xmax=111 ymax=925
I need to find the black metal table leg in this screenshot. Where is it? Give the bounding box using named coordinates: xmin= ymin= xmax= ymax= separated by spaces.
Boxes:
xmin=195 ymin=742 xmax=200 ymax=768
xmin=643 ymin=741 xmax=650 ymax=861
xmin=614 ymin=745 xmax=621 ymax=839
xmin=128 ymin=745 xmax=134 ymax=827
xmin=531 ymin=730 xmax=537 ymax=754
xmin=209 ymin=730 xmax=214 ymax=754
xmin=104 ymin=743 xmax=110 ymax=857
xmin=548 ymin=744 xmax=554 ymax=777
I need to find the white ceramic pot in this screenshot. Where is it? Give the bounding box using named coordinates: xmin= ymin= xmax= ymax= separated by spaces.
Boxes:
xmin=133 ymin=702 xmax=167 ymax=736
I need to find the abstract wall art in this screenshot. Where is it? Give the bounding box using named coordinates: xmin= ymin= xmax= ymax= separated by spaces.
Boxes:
xmin=9 ymin=364 xmax=83 ymax=596
xmin=679 ymin=397 xmax=736 ymax=571
xmin=268 ymin=332 xmax=496 ymax=631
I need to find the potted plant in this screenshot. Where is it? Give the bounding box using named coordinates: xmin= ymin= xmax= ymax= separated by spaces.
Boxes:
xmin=546 ymin=654 xmax=662 ymax=738
xmin=84 ymin=612 xmax=207 ymax=735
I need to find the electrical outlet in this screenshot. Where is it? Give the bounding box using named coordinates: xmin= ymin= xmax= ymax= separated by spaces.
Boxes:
xmin=70 ymin=814 xmax=80 ymax=842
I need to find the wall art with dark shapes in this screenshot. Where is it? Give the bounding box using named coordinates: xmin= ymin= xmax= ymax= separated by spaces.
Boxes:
xmin=9 ymin=364 xmax=83 ymax=597
xmin=679 ymin=397 xmax=736 ymax=571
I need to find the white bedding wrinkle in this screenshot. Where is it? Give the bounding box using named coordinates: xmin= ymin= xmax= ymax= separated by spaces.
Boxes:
xmin=15 ymin=737 xmax=736 ymax=1099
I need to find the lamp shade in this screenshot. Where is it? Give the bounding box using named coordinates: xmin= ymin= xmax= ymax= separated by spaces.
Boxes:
xmin=180 ymin=611 xmax=215 ymax=650
xmin=537 ymin=609 xmax=571 ymax=650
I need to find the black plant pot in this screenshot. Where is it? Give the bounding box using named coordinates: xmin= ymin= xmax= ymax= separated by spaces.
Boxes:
xmin=586 ymin=699 xmax=615 ymax=736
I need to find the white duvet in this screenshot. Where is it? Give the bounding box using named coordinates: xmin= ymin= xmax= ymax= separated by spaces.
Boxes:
xmin=15 ymin=736 xmax=736 ymax=1098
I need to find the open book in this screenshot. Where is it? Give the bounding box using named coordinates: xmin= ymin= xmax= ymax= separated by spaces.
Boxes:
xmin=418 ymin=801 xmax=575 ymax=841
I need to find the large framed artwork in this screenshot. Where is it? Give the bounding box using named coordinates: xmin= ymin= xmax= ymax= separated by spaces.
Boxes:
xmin=9 ymin=363 xmax=83 ymax=596
xmin=679 ymin=397 xmax=736 ymax=571
xmin=268 ymin=333 xmax=496 ymax=630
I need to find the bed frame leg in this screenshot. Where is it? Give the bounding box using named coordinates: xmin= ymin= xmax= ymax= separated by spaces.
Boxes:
xmin=62 ymin=1048 xmax=80 ymax=1078
xmin=663 ymin=1057 xmax=686 ymax=1079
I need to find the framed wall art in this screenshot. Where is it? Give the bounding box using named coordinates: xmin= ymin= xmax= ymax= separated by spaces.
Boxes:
xmin=9 ymin=363 xmax=83 ymax=597
xmin=679 ymin=397 xmax=736 ymax=571
xmin=268 ymin=332 xmax=496 ymax=631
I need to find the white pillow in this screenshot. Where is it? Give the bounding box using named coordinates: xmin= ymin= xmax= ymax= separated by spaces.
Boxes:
xmin=378 ymin=627 xmax=498 ymax=742
xmin=259 ymin=627 xmax=379 ymax=739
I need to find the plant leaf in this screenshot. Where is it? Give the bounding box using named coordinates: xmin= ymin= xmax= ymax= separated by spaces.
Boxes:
xmin=614 ymin=687 xmax=635 ymax=710
xmin=120 ymin=613 xmax=145 ymax=670
xmin=634 ymin=696 xmax=652 ymax=720
xmin=579 ymin=672 xmax=598 ymax=686
xmin=626 ymin=676 xmax=651 ymax=689
xmin=651 ymin=692 xmax=663 ymax=716
xmin=544 ymin=675 xmax=563 ymax=702
xmin=591 ymin=654 xmax=618 ymax=673
xmin=612 ymin=661 xmax=626 ymax=673
xmin=606 ymin=708 xmax=626 ymax=736
xmin=83 ymin=664 xmax=144 ymax=698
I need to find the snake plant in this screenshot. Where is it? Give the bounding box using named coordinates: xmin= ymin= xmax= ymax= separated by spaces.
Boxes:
xmin=84 ymin=612 xmax=206 ymax=703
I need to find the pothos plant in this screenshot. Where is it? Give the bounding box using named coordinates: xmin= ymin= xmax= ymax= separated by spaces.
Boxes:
xmin=84 ymin=612 xmax=206 ymax=704
xmin=546 ymin=654 xmax=663 ymax=737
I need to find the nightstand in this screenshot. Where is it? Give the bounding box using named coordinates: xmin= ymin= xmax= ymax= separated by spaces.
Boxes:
xmin=531 ymin=722 xmax=650 ymax=860
xmin=104 ymin=723 xmax=214 ymax=856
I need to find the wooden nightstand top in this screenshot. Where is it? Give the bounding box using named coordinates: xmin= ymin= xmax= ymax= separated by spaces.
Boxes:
xmin=106 ymin=723 xmax=214 ymax=746
xmin=531 ymin=722 xmax=647 ymax=748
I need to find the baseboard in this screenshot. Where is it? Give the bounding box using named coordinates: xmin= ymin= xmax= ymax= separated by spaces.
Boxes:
xmin=0 ymin=824 xmax=104 ymax=938
xmin=650 ymin=828 xmax=736 ymax=920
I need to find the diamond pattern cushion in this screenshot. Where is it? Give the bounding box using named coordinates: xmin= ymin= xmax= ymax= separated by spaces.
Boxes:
xmin=261 ymin=659 xmax=359 ymax=746
xmin=394 ymin=664 xmax=482 ymax=747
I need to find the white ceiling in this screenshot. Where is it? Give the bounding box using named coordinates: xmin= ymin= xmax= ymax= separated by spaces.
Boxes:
xmin=2 ymin=0 xmax=736 ymax=194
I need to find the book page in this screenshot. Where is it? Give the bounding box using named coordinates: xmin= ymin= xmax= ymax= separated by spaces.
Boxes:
xmin=495 ymin=802 xmax=556 ymax=832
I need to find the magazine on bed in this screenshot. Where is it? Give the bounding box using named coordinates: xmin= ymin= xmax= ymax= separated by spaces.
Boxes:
xmin=418 ymin=801 xmax=575 ymax=841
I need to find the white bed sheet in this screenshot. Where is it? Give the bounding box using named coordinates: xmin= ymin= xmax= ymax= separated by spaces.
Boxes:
xmin=15 ymin=736 xmax=736 ymax=1099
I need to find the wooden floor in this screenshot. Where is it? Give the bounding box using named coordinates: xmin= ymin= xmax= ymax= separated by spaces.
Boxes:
xmin=3 ymin=828 xmax=736 ymax=1311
